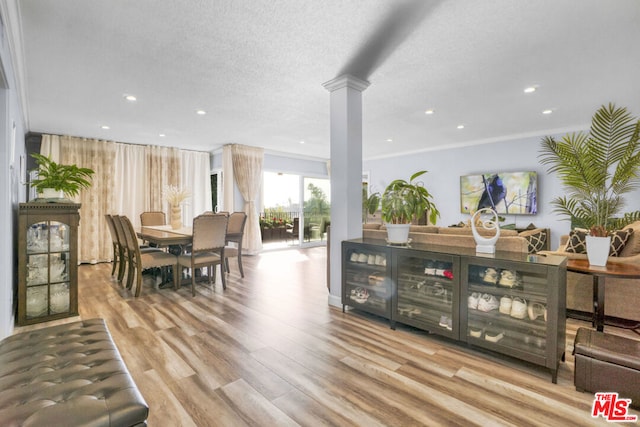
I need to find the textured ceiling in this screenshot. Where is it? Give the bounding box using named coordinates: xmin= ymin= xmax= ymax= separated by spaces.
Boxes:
xmin=15 ymin=0 xmax=640 ymax=160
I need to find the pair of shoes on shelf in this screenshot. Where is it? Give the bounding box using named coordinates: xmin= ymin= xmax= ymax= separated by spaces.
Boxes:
xmin=438 ymin=315 xmax=453 ymax=331
xmin=477 ymin=293 xmax=500 ymax=312
xmin=350 ymin=287 xmax=369 ymax=303
xmin=469 ymin=327 xmax=483 ymax=338
xmin=498 ymin=269 xmax=523 ymax=288
xmin=468 ymin=292 xmax=480 ymax=309
xmin=482 ymin=267 xmax=499 ymax=284
xmin=528 ymin=302 xmax=547 ymax=321
xmin=430 ymin=283 xmax=449 ymax=302
xmin=485 ymin=330 xmax=505 ymax=343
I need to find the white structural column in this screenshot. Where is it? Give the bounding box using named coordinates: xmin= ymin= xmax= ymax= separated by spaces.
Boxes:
xmin=322 ymin=74 xmax=370 ymax=307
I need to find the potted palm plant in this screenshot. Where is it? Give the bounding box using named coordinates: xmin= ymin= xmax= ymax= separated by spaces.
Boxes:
xmin=30 ymin=153 xmax=95 ymax=200
xmin=381 ymin=170 xmax=440 ymax=244
xmin=539 ymin=103 xmax=640 ymax=265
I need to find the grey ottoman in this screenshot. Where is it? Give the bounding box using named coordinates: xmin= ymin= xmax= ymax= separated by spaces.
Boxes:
xmin=0 ymin=318 xmax=148 ymax=426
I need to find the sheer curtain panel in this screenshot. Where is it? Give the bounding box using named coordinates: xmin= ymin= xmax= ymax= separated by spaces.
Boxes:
xmin=231 ymin=144 xmax=263 ymax=254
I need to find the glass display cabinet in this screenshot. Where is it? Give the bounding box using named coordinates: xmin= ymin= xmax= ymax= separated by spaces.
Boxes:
xmin=18 ymin=202 xmax=81 ymax=325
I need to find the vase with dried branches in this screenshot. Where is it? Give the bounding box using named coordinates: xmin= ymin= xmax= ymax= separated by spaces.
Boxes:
xmin=163 ymin=185 xmax=191 ymax=229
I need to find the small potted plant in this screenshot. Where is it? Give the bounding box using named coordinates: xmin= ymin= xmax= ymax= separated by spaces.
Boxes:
xmin=381 ymin=170 xmax=440 ymax=244
xmin=30 ymin=153 xmax=95 ymax=200
xmin=362 ymin=187 xmax=381 ymax=223
xmin=539 ymin=103 xmax=640 ymax=265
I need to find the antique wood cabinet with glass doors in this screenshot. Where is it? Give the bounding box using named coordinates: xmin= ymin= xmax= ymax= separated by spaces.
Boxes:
xmin=342 ymin=238 xmax=567 ymax=383
xmin=18 ymin=202 xmax=80 ymax=325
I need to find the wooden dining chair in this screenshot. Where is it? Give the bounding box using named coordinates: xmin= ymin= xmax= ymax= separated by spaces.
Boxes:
xmin=112 ymin=215 xmax=160 ymax=285
xmin=178 ymin=213 xmax=228 ymax=296
xmin=224 ymin=212 xmax=247 ymax=278
xmin=104 ymin=214 xmax=123 ymax=279
xmin=120 ymin=215 xmax=178 ymax=297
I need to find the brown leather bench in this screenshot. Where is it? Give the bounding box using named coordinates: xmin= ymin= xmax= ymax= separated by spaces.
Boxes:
xmin=574 ymin=327 xmax=640 ymax=409
xmin=0 ymin=318 xmax=148 ymax=426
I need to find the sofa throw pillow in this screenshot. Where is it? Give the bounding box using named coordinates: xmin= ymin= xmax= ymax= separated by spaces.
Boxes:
xmin=519 ymin=229 xmax=547 ymax=254
xmin=609 ymin=228 xmax=634 ymax=256
xmin=565 ymin=230 xmax=587 ymax=253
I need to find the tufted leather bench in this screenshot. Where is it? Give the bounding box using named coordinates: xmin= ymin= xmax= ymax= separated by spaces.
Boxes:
xmin=0 ymin=318 xmax=148 ymax=426
xmin=574 ymin=327 xmax=640 ymax=409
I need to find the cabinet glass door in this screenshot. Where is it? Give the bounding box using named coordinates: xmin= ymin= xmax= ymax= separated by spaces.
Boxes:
xmin=343 ymin=244 xmax=390 ymax=317
xmin=395 ymin=251 xmax=457 ymax=336
xmin=25 ymin=220 xmax=71 ymax=320
xmin=466 ymin=263 xmax=548 ymax=356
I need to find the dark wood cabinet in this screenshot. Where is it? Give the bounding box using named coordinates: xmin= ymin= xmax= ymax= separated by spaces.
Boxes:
xmin=18 ymin=202 xmax=81 ymax=325
xmin=342 ymin=238 xmax=567 ymax=383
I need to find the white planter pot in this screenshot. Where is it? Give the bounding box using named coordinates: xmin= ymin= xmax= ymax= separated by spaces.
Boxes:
xmin=38 ymin=188 xmax=65 ymax=199
xmin=585 ymin=235 xmax=611 ymax=266
xmin=385 ymin=223 xmax=411 ymax=245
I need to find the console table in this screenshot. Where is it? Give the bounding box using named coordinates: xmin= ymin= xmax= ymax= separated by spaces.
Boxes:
xmin=342 ymin=238 xmax=567 ymax=383
xmin=566 ymin=259 xmax=640 ymax=333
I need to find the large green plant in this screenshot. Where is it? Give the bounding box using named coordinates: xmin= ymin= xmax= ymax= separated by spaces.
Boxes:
xmin=381 ymin=170 xmax=440 ymax=224
xmin=539 ymin=103 xmax=640 ymax=236
xmin=30 ymin=153 xmax=95 ymax=197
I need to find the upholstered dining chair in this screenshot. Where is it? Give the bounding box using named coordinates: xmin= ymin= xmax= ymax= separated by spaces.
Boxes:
xmin=104 ymin=214 xmax=123 ymax=279
xmin=178 ymin=213 xmax=228 ymax=296
xmin=140 ymin=211 xmax=167 ymax=247
xmin=120 ymin=215 xmax=178 ymax=297
xmin=224 ymin=212 xmax=247 ymax=278
xmin=140 ymin=211 xmax=166 ymax=226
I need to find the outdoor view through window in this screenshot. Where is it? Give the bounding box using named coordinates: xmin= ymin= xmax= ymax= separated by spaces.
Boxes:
xmin=262 ymin=172 xmax=330 ymax=245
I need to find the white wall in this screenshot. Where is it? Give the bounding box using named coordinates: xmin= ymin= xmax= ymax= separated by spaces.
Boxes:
xmin=364 ymin=134 xmax=640 ymax=250
xmin=0 ymin=10 xmax=27 ymax=339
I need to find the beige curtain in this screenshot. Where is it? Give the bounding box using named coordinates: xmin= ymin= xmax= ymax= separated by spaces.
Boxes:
xmin=41 ymin=135 xmax=211 ymax=263
xmin=146 ymin=145 xmax=180 ymax=213
xmin=231 ymin=144 xmax=263 ymax=254
xmin=42 ymin=135 xmax=117 ymax=264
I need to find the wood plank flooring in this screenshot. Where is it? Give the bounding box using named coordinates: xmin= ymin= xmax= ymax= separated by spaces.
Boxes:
xmin=15 ymin=247 xmax=640 ymax=426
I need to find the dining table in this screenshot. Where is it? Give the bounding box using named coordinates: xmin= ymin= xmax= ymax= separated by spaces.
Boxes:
xmin=136 ymin=225 xmax=193 ymax=249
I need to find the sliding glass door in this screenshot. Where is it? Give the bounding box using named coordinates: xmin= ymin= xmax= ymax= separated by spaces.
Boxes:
xmin=301 ymin=177 xmax=330 ymax=247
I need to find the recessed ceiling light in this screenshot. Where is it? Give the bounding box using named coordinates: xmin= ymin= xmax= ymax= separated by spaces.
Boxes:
xmin=524 ymin=86 xmax=537 ymax=94
xmin=542 ymin=109 xmax=553 ymax=115
xmin=425 ymin=109 xmax=435 ymax=115
xmin=457 ymin=125 xmax=465 ymax=129
xmin=196 ymin=110 xmax=206 ymax=115
xmin=124 ymin=94 xmax=137 ymax=101
xmin=159 ymin=133 xmax=166 ymax=137
xmin=101 ymin=125 xmax=110 ymax=130
xmin=299 ymin=140 xmax=305 ymax=144
xmin=386 ymin=138 xmax=393 ymax=142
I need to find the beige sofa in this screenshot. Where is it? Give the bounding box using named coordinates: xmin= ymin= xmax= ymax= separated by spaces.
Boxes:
xmin=362 ymin=224 xmax=536 ymax=254
xmin=539 ymin=221 xmax=640 ymax=322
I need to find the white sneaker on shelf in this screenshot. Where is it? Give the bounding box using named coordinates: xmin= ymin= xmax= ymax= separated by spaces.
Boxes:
xmin=510 ymin=297 xmax=528 ymax=319
xmin=477 ymin=293 xmax=499 ymax=312
xmin=469 ymin=327 xmax=483 ymax=338
xmin=499 ymin=295 xmax=512 ymax=315
xmin=485 ymin=330 xmax=505 ymax=343
xmin=468 ymin=292 xmax=480 ymax=309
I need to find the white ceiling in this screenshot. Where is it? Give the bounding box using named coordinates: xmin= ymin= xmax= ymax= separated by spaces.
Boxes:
xmin=13 ymin=0 xmax=640 ymax=160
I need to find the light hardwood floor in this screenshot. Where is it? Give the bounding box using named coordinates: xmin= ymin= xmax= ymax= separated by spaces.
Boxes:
xmin=16 ymin=246 xmax=640 ymax=426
